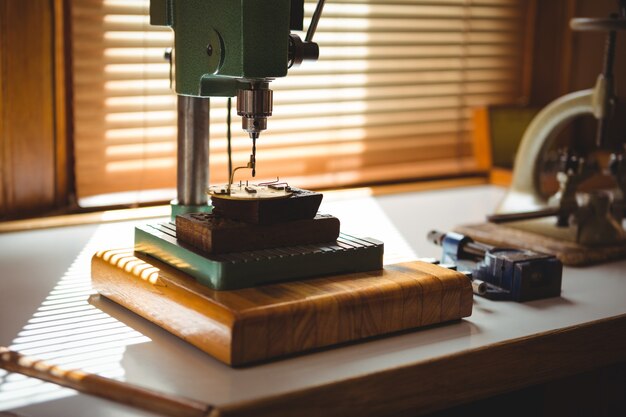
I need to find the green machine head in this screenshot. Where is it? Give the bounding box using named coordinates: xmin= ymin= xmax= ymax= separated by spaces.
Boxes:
xmin=150 ymin=0 xmax=323 ymax=141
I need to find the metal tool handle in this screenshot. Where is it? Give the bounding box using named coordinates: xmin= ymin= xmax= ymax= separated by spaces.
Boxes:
xmin=570 ymin=17 xmax=626 ymax=31
xmin=487 ymin=207 xmax=561 ymax=224
xmin=427 ymin=230 xmax=491 ymax=260
xmin=305 ymin=0 xmax=326 ymax=42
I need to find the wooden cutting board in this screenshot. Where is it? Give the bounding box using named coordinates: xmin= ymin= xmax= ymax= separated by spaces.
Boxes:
xmin=92 ymin=249 xmax=473 ymax=366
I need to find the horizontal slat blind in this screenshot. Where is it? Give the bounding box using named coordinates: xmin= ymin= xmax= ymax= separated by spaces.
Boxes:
xmin=72 ymin=0 xmax=527 ymax=204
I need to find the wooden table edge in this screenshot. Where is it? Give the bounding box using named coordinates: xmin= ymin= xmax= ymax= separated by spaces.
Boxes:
xmin=208 ymin=313 xmax=626 ymax=417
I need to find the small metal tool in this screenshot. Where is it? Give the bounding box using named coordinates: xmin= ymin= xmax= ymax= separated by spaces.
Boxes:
xmin=428 ymin=230 xmax=562 ymax=302
xmin=417 ymin=257 xmax=487 ymax=296
xmin=208 ymin=174 xmax=293 ymax=200
xmin=252 ymin=136 xmax=257 ymax=177
xmin=460 ymin=270 xmax=488 ymax=296
xmin=487 ymin=207 xmax=561 ymax=224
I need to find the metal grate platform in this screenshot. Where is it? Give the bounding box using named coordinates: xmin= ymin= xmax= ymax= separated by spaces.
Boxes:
xmin=135 ymin=223 xmax=384 ymax=290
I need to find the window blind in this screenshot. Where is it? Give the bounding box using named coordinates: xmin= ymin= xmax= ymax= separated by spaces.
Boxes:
xmin=71 ymin=0 xmax=527 ymax=205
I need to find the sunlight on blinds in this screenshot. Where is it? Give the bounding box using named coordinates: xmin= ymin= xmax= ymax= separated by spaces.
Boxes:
xmin=72 ymin=0 xmax=527 ymax=205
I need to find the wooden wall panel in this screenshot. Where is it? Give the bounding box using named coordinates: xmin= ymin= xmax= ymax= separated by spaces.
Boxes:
xmin=569 ymin=0 xmax=626 ymax=150
xmin=530 ymin=0 xmax=626 ymax=105
xmin=0 ymin=0 xmax=69 ymax=219
xmin=527 ymin=0 xmax=576 ymax=106
xmin=0 ymin=1 xmax=5 ymax=215
xmin=53 ymin=0 xmax=70 ymax=208
xmin=525 ymin=0 xmax=626 ymax=155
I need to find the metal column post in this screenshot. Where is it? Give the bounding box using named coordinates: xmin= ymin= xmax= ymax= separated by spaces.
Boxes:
xmin=171 ymin=95 xmax=212 ymax=218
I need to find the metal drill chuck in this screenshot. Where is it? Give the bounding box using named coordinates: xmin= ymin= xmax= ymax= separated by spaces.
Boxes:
xmin=237 ymin=86 xmax=273 ymax=139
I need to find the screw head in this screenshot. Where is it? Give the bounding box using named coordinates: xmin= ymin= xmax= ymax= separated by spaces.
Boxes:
xmin=206 ymin=44 xmax=213 ymax=56
xmin=163 ymin=48 xmax=172 ymax=61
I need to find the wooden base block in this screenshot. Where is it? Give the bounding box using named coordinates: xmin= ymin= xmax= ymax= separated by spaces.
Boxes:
xmin=456 ymin=222 xmax=626 ymax=266
xmin=92 ymin=250 xmax=473 ymax=366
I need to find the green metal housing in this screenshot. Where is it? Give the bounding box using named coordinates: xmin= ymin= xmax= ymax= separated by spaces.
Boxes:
xmin=135 ymin=223 xmax=384 ymax=290
xmin=150 ymin=0 xmax=300 ymax=97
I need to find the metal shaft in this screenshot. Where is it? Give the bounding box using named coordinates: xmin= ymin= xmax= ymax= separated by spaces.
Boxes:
xmin=427 ymin=230 xmax=490 ymax=260
xmin=177 ymin=95 xmax=210 ymax=206
xmin=596 ymin=14 xmax=618 ymax=148
xmin=305 ymin=0 xmax=326 ymax=43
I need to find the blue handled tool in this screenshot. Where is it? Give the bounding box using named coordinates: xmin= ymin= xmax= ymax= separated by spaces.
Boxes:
xmin=428 ymin=231 xmax=562 ymax=302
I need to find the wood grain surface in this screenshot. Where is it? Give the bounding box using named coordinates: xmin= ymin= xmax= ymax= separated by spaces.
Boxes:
xmin=176 ymin=213 xmax=340 ymax=254
xmin=92 ymin=249 xmax=473 ymax=366
xmin=0 ymin=1 xmax=57 ymax=216
xmin=0 ymin=0 xmax=71 ymax=218
xmin=455 ymin=222 xmax=626 ymax=266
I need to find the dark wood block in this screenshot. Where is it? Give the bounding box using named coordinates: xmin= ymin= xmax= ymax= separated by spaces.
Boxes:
xmin=210 ymin=187 xmax=322 ymax=224
xmin=176 ymin=213 xmax=340 ymax=254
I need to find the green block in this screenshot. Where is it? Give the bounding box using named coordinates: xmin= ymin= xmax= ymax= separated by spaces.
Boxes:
xmin=135 ymin=223 xmax=384 ymax=290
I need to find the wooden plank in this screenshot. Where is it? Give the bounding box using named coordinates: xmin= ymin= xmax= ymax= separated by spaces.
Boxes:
xmin=53 ymin=0 xmax=70 ymax=208
xmin=0 ymin=0 xmax=59 ymax=217
xmin=0 ymin=0 xmax=7 ymax=215
xmin=471 ymin=106 xmax=493 ymax=172
xmin=455 ymin=222 xmax=626 ymax=266
xmin=520 ymin=0 xmax=537 ymax=103
xmin=528 ymin=0 xmax=575 ymax=105
xmin=91 ymin=249 xmax=473 ymax=366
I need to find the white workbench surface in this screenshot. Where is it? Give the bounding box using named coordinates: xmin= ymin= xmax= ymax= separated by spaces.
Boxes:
xmin=1 ymin=185 xmax=625 ymax=416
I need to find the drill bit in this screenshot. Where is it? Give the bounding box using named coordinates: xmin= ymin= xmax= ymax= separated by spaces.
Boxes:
xmin=251 ymin=134 xmax=257 ymax=177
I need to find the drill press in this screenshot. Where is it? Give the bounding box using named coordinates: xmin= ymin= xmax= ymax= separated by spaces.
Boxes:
xmin=91 ymin=0 xmax=474 ymax=366
xmin=133 ymin=0 xmax=389 ymax=290
xmin=151 ymin=0 xmax=323 ymax=218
